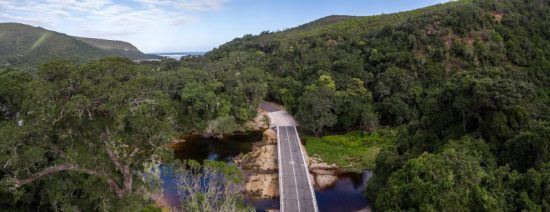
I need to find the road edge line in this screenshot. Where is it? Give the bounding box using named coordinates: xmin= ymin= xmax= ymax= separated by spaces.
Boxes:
xmin=285 ymin=126 xmax=301 ymax=212
xmin=293 ymin=126 xmax=319 ymax=212
xmin=277 ymin=126 xmax=284 ymax=212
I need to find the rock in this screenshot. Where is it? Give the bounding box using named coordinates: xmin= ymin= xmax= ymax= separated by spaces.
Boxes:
xmin=309 ymin=173 xmax=315 ymax=187
xmin=236 ymin=128 xmax=281 ymax=198
xmin=263 ymin=129 xmax=277 ymax=144
xmin=308 ymin=156 xmax=340 ymax=176
xmin=309 ymin=156 xmax=340 ymax=189
xmin=244 ymin=109 xmax=269 ymax=131
xmin=356 ymin=207 xmax=372 ymax=212
xmin=245 ymin=174 xmax=279 ymax=198
xmin=168 ymin=137 xmax=186 ymax=148
xmin=241 ymin=144 xmax=278 ymax=171
xmin=315 ymin=175 xmax=338 ymax=189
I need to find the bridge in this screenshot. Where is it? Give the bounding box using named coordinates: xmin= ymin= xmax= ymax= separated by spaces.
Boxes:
xmin=260 ymin=102 xmax=318 ymax=212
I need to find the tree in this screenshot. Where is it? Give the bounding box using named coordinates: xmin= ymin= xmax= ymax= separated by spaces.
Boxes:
xmin=0 ymin=69 xmax=31 ymax=121
xmin=180 ymin=81 xmax=226 ymax=131
xmin=503 ymin=121 xmax=550 ymax=171
xmin=0 ymin=58 xmax=175 ymax=210
xmin=168 ymin=160 xmax=253 ymax=212
xmin=375 ymin=137 xmax=514 ymax=211
xmin=335 ymin=78 xmax=378 ymax=132
xmin=297 ymin=75 xmax=337 ymax=135
xmin=372 ymin=67 xmax=421 ymax=125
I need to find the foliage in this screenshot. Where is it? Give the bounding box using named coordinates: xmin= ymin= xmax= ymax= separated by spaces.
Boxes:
xmin=1 ymin=0 xmax=550 ymax=210
xmin=186 ymin=0 xmax=550 ymax=210
xmin=169 ymin=160 xmax=253 ymax=212
xmin=0 ymin=58 xmax=175 ymax=210
xmin=374 ymin=137 xmax=515 ymax=211
xmin=305 ymin=130 xmax=395 ymax=172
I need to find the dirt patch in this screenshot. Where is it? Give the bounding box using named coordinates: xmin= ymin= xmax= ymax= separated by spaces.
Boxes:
xmin=234 ymin=129 xmax=280 ymax=198
xmin=243 ymin=108 xmax=269 ymax=132
xmin=491 ymin=12 xmax=504 ymax=22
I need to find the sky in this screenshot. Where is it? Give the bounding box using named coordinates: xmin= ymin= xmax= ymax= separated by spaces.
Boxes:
xmin=0 ymin=0 xmax=450 ymax=53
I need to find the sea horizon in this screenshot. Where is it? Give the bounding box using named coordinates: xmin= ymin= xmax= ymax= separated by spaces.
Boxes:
xmin=151 ymin=52 xmax=206 ymax=60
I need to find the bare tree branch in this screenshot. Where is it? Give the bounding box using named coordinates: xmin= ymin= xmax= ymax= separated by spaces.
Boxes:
xmin=11 ymin=163 xmax=125 ymax=198
xmin=103 ymin=127 xmax=133 ymax=194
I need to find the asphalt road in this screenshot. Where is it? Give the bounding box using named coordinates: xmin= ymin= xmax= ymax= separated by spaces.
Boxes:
xmin=260 ymin=102 xmax=280 ymax=112
xmin=277 ymin=126 xmax=318 ymax=212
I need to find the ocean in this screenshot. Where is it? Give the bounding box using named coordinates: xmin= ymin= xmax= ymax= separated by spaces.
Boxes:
xmin=153 ymin=52 xmax=206 ymax=60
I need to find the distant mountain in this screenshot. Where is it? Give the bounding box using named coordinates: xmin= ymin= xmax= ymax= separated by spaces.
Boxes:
xmin=0 ymin=23 xmax=159 ymax=68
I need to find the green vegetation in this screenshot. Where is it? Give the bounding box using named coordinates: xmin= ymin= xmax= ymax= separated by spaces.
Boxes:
xmin=0 ymin=58 xmax=175 ymax=210
xmin=0 ymin=23 xmax=159 ymax=69
xmin=195 ymin=0 xmax=550 ymax=210
xmin=0 ymin=57 xmax=259 ymax=210
xmin=1 ymin=0 xmax=550 ymax=210
xmin=305 ymin=130 xmax=395 ymax=172
xmin=169 ymin=160 xmax=253 ymax=211
xmin=74 ymin=36 xmax=141 ymax=52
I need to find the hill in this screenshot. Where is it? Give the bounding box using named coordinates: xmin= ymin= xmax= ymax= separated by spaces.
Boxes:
xmin=72 ymin=36 xmax=158 ymax=60
xmin=191 ymin=0 xmax=550 ymax=210
xmin=0 ymin=23 xmax=159 ymax=68
xmin=73 ymin=36 xmax=141 ymax=52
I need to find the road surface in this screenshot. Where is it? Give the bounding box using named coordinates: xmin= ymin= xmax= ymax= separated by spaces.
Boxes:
xmin=261 ymin=102 xmax=318 ymax=212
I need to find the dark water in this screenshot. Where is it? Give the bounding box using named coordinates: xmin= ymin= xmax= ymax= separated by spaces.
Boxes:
xmin=172 ymin=133 xmax=261 ymax=162
xmin=315 ymin=171 xmax=372 ymax=212
xmin=166 ymin=133 xmax=372 ymax=211
xmin=246 ymin=171 xmax=372 ymax=212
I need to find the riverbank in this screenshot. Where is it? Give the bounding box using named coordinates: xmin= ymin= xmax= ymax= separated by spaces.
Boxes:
xmin=234 ymin=128 xmax=343 ymax=198
xmin=305 ymin=130 xmax=396 ymax=173
xmin=164 ymin=126 xmax=376 ymax=211
xmin=165 ymin=104 xmax=379 ymax=210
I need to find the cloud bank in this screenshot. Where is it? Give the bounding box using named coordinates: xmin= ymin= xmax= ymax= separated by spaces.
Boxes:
xmin=0 ymin=0 xmax=227 ymax=37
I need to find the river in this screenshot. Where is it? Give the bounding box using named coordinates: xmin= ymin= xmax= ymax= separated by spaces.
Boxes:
xmin=166 ymin=132 xmax=372 ymax=211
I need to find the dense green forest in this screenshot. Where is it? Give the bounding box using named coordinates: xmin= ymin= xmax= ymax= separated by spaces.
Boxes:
xmin=188 ymin=0 xmax=550 ymax=210
xmin=1 ymin=0 xmax=549 ymax=211
xmin=0 ymin=58 xmax=256 ymax=210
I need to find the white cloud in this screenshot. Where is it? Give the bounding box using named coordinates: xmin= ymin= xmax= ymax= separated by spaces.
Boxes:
xmin=0 ymin=0 xmax=226 ymax=39
xmin=135 ymin=0 xmax=227 ymax=11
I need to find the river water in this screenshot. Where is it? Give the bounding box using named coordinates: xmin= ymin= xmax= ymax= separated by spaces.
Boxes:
xmin=168 ymin=133 xmax=372 ymax=211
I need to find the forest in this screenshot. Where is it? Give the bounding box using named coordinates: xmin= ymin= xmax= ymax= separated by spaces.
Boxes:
xmin=1 ymin=0 xmax=549 ymax=211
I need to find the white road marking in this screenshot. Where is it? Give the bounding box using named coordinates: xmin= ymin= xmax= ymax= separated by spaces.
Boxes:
xmin=285 ymin=126 xmax=301 ymax=212
xmin=277 ymin=126 xmax=285 ymax=212
xmin=294 ymin=126 xmax=319 ymax=212
xmin=267 ymin=107 xmax=315 ymax=211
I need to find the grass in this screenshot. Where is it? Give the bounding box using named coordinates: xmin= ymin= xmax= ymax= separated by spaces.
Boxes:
xmin=305 ymin=130 xmax=395 ymax=173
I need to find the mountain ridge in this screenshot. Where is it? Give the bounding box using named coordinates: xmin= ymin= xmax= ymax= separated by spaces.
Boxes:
xmin=0 ymin=22 xmax=159 ymax=68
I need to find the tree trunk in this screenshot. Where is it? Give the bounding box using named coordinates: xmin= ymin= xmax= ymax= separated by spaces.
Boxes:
xmin=12 ymin=162 xmax=125 ymax=198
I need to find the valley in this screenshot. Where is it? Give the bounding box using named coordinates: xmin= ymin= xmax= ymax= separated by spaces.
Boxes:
xmin=0 ymin=0 xmax=549 ymax=211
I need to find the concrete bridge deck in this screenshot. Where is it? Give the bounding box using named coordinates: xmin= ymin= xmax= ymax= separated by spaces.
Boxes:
xmin=261 ymin=102 xmax=318 ymax=212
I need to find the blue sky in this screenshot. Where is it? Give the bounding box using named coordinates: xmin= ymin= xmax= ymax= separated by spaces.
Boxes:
xmin=0 ymin=0 xmax=449 ymax=53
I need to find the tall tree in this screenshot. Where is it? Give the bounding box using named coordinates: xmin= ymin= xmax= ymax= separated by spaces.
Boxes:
xmin=0 ymin=58 xmax=175 ymax=210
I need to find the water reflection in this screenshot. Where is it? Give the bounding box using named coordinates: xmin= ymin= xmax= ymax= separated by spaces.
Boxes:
xmin=167 ymin=133 xmax=372 ymax=211
xmin=172 ymin=133 xmax=261 ymax=162
xmin=315 ymin=171 xmax=372 ymax=212
xmin=247 ymin=171 xmax=372 ymax=212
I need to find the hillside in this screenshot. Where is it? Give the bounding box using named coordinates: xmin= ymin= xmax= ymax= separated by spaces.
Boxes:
xmin=192 ymin=0 xmax=550 ymax=210
xmin=0 ymin=0 xmax=549 ymax=211
xmin=72 ymin=36 xmax=159 ymax=60
xmin=0 ymin=23 xmax=159 ymax=68
xmin=73 ymin=36 xmax=141 ymax=52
